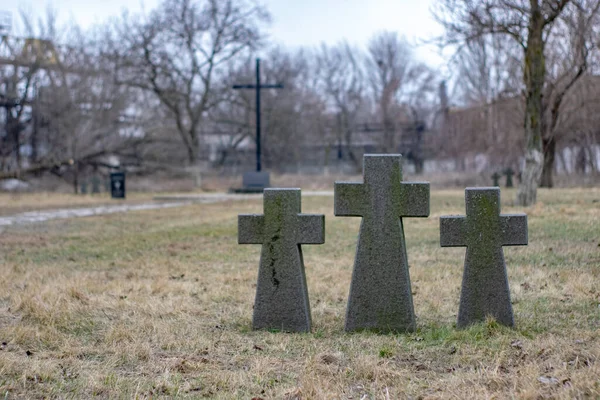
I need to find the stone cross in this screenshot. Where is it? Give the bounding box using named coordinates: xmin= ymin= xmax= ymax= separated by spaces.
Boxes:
xmin=334 ymin=154 xmax=430 ymax=333
xmin=504 ymin=168 xmax=515 ymax=188
xmin=491 ymin=172 xmax=501 ymax=187
xmin=440 ymin=188 xmax=527 ymax=328
xmin=238 ymin=188 xmax=324 ymax=332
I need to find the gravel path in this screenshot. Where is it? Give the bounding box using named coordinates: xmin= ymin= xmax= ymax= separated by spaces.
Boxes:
xmin=0 ymin=202 xmax=191 ymax=227
xmin=0 ymin=191 xmax=334 ymax=227
xmin=153 ymin=191 xmax=334 ymax=202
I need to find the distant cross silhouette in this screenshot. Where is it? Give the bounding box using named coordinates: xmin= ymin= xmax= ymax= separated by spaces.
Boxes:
xmin=335 ymin=154 xmax=429 ymax=332
xmin=238 ymin=188 xmax=324 ymax=332
xmin=492 ymin=171 xmax=501 ymax=187
xmin=440 ymin=188 xmax=528 ymax=328
xmin=504 ymin=168 xmax=515 ymax=188
xmin=233 ymin=58 xmax=284 ymax=172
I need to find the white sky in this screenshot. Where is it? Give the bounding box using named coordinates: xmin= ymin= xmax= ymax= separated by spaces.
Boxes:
xmin=5 ymin=0 xmax=447 ymax=68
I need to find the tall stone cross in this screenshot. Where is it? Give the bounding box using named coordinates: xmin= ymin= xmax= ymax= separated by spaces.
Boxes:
xmin=334 ymin=154 xmax=430 ymax=333
xmin=440 ymin=188 xmax=528 ymax=328
xmin=238 ymin=188 xmax=324 ymax=332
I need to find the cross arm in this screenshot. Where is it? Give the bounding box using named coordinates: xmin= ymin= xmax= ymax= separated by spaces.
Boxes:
xmin=334 ymin=182 xmax=364 ymax=216
xmin=260 ymin=84 xmax=284 ymax=89
xmin=440 ymin=216 xmax=467 ymax=247
xmin=296 ymin=214 xmax=325 ymax=244
xmin=232 ymin=84 xmax=256 ymax=89
xmin=500 ymin=214 xmax=528 ymax=246
xmin=398 ymin=182 xmax=430 ymax=217
xmin=238 ymin=214 xmax=264 ymax=244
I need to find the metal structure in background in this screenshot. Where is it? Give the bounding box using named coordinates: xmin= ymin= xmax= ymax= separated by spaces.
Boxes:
xmin=0 ymin=35 xmax=61 ymax=69
xmin=232 ymin=58 xmax=284 ymax=172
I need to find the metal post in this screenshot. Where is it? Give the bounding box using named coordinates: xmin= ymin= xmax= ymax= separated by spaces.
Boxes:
xmin=256 ymin=58 xmax=261 ymax=172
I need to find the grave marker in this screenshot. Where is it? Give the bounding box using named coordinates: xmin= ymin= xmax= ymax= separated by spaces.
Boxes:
xmin=492 ymin=172 xmax=501 ymax=187
xmin=335 ymin=154 xmax=429 ymax=333
xmin=440 ymin=187 xmax=527 ymax=328
xmin=504 ymin=168 xmax=515 ymax=188
xmin=238 ymin=188 xmax=324 ymax=332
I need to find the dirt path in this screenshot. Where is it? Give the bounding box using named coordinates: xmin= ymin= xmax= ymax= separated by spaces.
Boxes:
xmin=0 ymin=191 xmax=334 ymax=227
xmin=0 ymin=201 xmax=191 ymax=227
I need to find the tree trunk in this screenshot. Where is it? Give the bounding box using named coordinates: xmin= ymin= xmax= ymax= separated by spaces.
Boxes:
xmin=516 ymin=6 xmax=545 ymax=206
xmin=73 ymin=164 xmax=80 ymax=195
xmin=186 ymin=141 xmax=198 ymax=165
xmin=540 ymin=136 xmax=556 ymax=188
xmin=187 ymin=132 xmax=202 ymax=188
xmin=575 ymin=146 xmax=587 ymax=174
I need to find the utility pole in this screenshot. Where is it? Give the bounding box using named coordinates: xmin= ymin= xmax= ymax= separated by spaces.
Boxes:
xmin=233 ymin=58 xmax=283 ymax=172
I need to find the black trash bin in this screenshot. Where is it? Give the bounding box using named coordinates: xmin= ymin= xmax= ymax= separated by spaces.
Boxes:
xmin=110 ymin=172 xmax=126 ymax=199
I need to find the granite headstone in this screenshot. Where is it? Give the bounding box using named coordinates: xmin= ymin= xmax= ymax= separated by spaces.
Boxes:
xmin=238 ymin=188 xmax=324 ymax=332
xmin=334 ymin=154 xmax=430 ymax=333
xmin=440 ymin=187 xmax=528 ymax=328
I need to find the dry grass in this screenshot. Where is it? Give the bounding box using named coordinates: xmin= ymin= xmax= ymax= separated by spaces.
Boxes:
xmin=0 ymin=188 xmax=599 ymax=398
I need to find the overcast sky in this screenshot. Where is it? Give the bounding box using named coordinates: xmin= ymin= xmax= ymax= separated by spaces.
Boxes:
xmin=5 ymin=0 xmax=446 ymax=67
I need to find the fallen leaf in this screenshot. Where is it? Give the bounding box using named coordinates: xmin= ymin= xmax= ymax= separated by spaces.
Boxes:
xmin=253 ymin=344 xmax=263 ymax=351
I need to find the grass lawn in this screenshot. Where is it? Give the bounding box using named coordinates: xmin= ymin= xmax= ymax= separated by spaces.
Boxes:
xmin=0 ymin=188 xmax=598 ymax=398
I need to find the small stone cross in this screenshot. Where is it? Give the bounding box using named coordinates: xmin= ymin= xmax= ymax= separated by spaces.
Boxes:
xmin=440 ymin=188 xmax=527 ymax=328
xmin=504 ymin=168 xmax=515 ymax=188
xmin=335 ymin=154 xmax=429 ymax=333
xmin=491 ymin=172 xmax=501 ymax=187
xmin=238 ymin=188 xmax=324 ymax=332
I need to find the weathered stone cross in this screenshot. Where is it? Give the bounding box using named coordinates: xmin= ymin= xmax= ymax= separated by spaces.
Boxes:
xmin=238 ymin=188 xmax=324 ymax=332
xmin=335 ymin=154 xmax=430 ymax=332
xmin=440 ymin=188 xmax=528 ymax=328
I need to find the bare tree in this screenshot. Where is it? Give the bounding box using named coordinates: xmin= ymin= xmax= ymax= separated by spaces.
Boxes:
xmin=539 ymin=0 xmax=600 ymax=187
xmin=449 ymin=33 xmax=524 ymax=166
xmin=435 ymin=0 xmax=575 ymax=205
xmin=39 ymin=33 xmax=143 ymax=192
xmin=0 ymin=10 xmax=149 ymax=192
xmin=0 ymin=9 xmax=58 ymax=173
xmin=110 ymin=0 xmax=270 ymax=166
xmin=456 ymin=35 xmax=522 ymax=106
xmin=366 ymin=32 xmax=411 ymax=152
xmin=366 ymin=32 xmax=433 ymax=153
xmin=315 ymin=41 xmax=366 ymax=168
